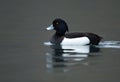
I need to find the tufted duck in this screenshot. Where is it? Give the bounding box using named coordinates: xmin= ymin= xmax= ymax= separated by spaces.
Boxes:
xmin=46 ymin=18 xmax=102 ymax=45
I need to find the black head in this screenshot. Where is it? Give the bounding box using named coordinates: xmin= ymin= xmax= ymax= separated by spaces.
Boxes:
xmin=51 ymin=18 xmax=69 ymax=35
xmin=53 ymin=18 xmax=69 ymax=35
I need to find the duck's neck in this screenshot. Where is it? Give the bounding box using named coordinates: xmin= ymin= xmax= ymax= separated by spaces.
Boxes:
xmin=55 ymin=32 xmax=65 ymax=36
xmin=50 ymin=33 xmax=64 ymax=44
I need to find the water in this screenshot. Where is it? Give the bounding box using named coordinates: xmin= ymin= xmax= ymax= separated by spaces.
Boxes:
xmin=0 ymin=0 xmax=120 ymax=82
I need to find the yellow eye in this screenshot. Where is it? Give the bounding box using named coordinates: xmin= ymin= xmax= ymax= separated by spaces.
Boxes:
xmin=56 ymin=22 xmax=59 ymax=25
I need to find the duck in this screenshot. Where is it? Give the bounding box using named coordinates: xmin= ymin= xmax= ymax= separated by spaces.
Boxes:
xmin=46 ymin=18 xmax=102 ymax=45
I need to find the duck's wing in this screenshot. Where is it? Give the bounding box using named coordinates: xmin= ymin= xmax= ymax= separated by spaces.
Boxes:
xmin=65 ymin=32 xmax=102 ymax=45
xmin=65 ymin=32 xmax=86 ymax=38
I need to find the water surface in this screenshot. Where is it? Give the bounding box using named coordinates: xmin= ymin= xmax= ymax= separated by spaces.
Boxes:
xmin=0 ymin=0 xmax=120 ymax=82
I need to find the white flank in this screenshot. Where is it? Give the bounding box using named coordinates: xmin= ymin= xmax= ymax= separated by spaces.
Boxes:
xmin=61 ymin=37 xmax=90 ymax=45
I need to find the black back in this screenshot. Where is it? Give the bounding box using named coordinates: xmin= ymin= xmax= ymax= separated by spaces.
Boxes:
xmin=65 ymin=32 xmax=102 ymax=45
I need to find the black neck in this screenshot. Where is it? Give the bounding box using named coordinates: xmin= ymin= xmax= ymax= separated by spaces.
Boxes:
xmin=55 ymin=32 xmax=65 ymax=36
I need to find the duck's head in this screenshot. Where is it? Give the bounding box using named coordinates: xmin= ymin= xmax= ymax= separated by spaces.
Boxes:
xmin=47 ymin=18 xmax=69 ymax=35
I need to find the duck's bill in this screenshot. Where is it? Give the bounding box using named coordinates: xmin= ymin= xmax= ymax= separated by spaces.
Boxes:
xmin=46 ymin=24 xmax=54 ymax=30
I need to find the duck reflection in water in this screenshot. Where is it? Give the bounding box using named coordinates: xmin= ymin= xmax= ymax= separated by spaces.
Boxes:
xmin=46 ymin=44 xmax=100 ymax=72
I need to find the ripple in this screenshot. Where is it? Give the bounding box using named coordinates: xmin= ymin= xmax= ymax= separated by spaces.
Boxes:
xmin=44 ymin=41 xmax=120 ymax=49
xmin=97 ymin=41 xmax=120 ymax=48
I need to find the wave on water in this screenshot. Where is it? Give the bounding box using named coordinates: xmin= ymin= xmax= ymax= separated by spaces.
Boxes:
xmin=97 ymin=41 xmax=120 ymax=49
xmin=44 ymin=41 xmax=120 ymax=49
